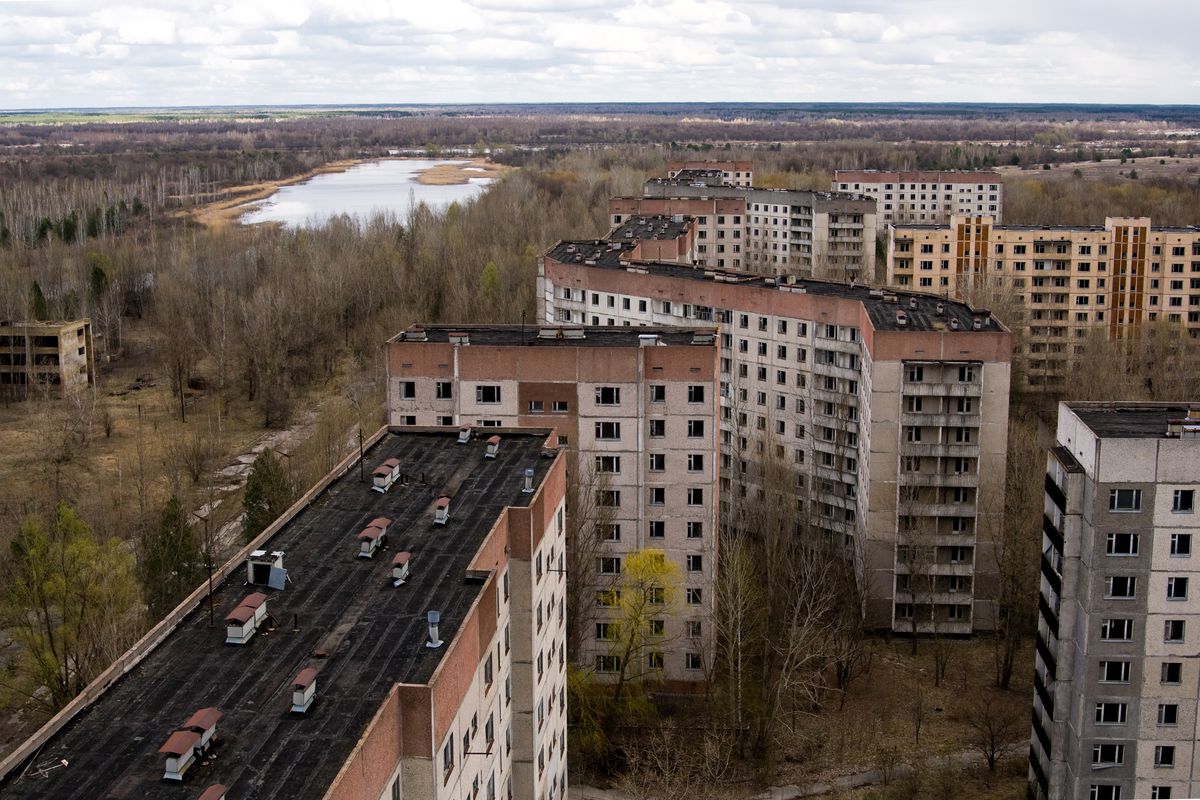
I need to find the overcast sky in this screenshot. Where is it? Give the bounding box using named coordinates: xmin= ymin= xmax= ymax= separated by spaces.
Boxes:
xmin=1 ymin=0 xmax=1197 ymax=109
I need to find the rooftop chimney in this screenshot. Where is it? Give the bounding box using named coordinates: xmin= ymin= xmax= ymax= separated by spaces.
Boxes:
xmin=426 ymin=610 xmax=443 ymax=648
xmin=485 ymin=435 xmax=501 ymax=459
xmin=522 ymin=468 xmax=535 ymax=494
xmin=935 ymin=302 xmax=944 ymax=315
xmin=908 ymin=297 xmax=918 ymax=309
xmin=458 ymin=426 xmax=471 ymax=444
xmin=291 ymin=668 xmax=318 ymax=714
xmin=433 ymin=496 xmax=451 ymax=525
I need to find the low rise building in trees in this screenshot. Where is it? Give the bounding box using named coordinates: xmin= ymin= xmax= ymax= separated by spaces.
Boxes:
xmin=539 ymin=243 xmax=1012 ymax=634
xmin=0 ymin=429 xmax=569 ymax=800
xmin=1030 ymin=402 xmax=1200 ymax=800
xmin=888 ymin=215 xmax=1200 ymax=390
xmin=386 ymin=324 xmax=720 ymax=686
xmin=0 ymin=319 xmax=94 ymax=397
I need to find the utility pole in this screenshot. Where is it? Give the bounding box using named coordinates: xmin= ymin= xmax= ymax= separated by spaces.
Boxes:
xmin=358 ymin=427 xmax=365 ymax=483
xmin=193 ymin=510 xmax=214 ymax=628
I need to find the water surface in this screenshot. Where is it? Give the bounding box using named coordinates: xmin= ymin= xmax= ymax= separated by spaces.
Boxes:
xmin=240 ymin=159 xmax=493 ymax=228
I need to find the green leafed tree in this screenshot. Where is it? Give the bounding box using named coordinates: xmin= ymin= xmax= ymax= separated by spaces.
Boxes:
xmin=1 ymin=503 xmax=141 ymax=711
xmin=139 ymin=494 xmax=207 ymax=621
xmin=242 ymin=450 xmax=295 ymax=542
xmin=29 ymin=280 xmax=48 ymax=320
xmin=479 ymin=260 xmax=500 ymax=310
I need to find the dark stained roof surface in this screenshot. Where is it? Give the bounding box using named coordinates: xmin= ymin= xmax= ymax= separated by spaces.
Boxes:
xmin=391 ymin=323 xmax=717 ymax=347
xmin=543 ymin=240 xmax=1003 ymax=334
xmin=609 ymin=214 xmax=692 ymax=241
xmin=2 ymin=430 xmax=552 ymax=800
xmin=1068 ymin=402 xmax=1199 ymax=439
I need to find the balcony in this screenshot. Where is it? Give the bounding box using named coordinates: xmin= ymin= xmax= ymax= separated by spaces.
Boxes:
xmin=1028 ymin=743 xmax=1049 ymax=796
xmin=1043 ymin=473 xmax=1066 ymax=512
xmin=899 ymin=472 xmax=979 ymax=488
xmin=1038 ymin=592 xmax=1059 ymax=636
xmin=902 ymin=382 xmax=981 ymax=397
xmin=1033 ymin=670 xmax=1054 ymax=717
xmin=900 ymin=412 xmax=982 ymax=428
xmin=1039 ymin=553 xmax=1061 ymax=596
xmin=1030 ymin=708 xmax=1052 ymax=758
xmin=1041 ymin=513 xmax=1063 ymax=554
xmin=901 ymin=442 xmax=980 ymax=458
xmin=1035 ymin=630 xmax=1057 ymax=681
xmin=903 ymin=502 xmax=974 ymax=517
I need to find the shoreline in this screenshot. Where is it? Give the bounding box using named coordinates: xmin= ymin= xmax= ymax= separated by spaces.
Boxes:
xmin=180 ymin=156 xmax=508 ymax=230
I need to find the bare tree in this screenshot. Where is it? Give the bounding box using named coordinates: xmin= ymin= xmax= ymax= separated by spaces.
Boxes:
xmin=564 ymin=462 xmax=617 ymax=660
xmin=964 ymin=695 xmax=1024 ymax=774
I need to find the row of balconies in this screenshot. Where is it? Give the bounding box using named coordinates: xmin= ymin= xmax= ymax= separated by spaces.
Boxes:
xmin=899 ymin=472 xmax=979 ymax=488
xmin=901 ymin=442 xmax=980 ymax=457
xmin=902 ymin=382 xmax=981 ymax=397
xmin=899 ymin=412 xmax=982 ymax=428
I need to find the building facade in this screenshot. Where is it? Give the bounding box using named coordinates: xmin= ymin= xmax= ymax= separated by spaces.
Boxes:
xmin=835 ymin=170 xmax=1003 ymax=231
xmin=387 ymin=325 xmax=720 ymax=685
xmin=888 ymin=216 xmax=1200 ymax=388
xmin=0 ymin=319 xmax=94 ymax=396
xmin=0 ymin=429 xmax=568 ymax=800
xmin=635 ymin=180 xmax=878 ymax=280
xmin=666 ymin=160 xmax=753 ymax=187
xmin=540 ymin=242 xmax=1012 ymax=633
xmin=1032 ymin=403 xmax=1200 ymax=800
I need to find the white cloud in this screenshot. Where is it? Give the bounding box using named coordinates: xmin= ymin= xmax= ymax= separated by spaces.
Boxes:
xmin=0 ymin=0 xmax=1194 ymax=107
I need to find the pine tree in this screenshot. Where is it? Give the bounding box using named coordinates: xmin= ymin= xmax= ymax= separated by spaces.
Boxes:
xmin=29 ymin=280 xmax=48 ymax=320
xmin=243 ymin=451 xmax=294 ymax=542
xmin=139 ymin=495 xmax=206 ymax=620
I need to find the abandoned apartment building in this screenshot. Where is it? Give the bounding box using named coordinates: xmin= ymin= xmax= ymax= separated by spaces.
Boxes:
xmin=0 ymin=428 xmax=569 ymax=800
xmin=0 ymin=319 xmax=94 ymax=396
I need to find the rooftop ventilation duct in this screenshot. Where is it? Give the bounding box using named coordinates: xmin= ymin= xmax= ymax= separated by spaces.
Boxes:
xmin=433 ymin=496 xmax=451 ymax=526
xmin=372 ymin=458 xmax=401 ymax=493
xmin=895 ymin=312 xmax=908 ymax=327
xmin=291 ymin=668 xmax=318 ymax=714
xmin=485 ymin=435 xmax=501 ymax=459
xmin=522 ymin=468 xmax=535 ymax=494
xmin=908 ymin=297 xmax=918 ymax=309
xmin=182 ymin=707 xmax=223 ymax=755
xmin=426 ymin=610 xmax=443 ymax=649
xmin=973 ymin=317 xmax=984 ymax=330
xmin=392 ymin=551 xmax=412 ymax=587
xmin=458 ymin=426 xmax=472 ymax=444
xmin=357 ymin=518 xmax=391 ymax=558
xmin=159 ymin=731 xmax=202 ymax=781
xmin=950 ymin=318 xmax=960 ymax=330
xmin=935 ymin=302 xmax=944 ymax=315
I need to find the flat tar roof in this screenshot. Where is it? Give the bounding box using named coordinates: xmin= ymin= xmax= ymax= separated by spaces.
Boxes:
xmin=2 ymin=430 xmax=553 ymax=800
xmin=1068 ymin=402 xmax=1200 ymax=439
xmin=392 ymin=324 xmax=716 ymax=347
xmin=545 ymin=240 xmax=1002 ymax=334
xmin=609 ymin=214 xmax=692 ymax=241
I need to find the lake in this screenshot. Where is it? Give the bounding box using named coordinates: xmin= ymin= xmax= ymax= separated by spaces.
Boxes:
xmin=239 ymin=159 xmax=494 ymax=228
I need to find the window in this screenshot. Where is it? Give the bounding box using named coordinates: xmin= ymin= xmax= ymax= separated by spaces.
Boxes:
xmin=437 ymin=415 xmax=454 ymax=426
xmin=483 ymin=653 xmax=494 ymax=686
xmin=906 ymin=365 xmax=924 ymax=382
xmin=1155 ymin=745 xmax=1175 ymax=767
xmin=1089 ymin=787 xmax=1121 ymax=800
xmin=552 ymin=400 xmax=569 ymax=413
xmin=1158 ymin=703 xmax=1178 ymax=726
xmin=596 ymin=490 xmax=620 ymax=507
xmin=599 ymin=523 xmax=620 ymax=542
xmin=649 ymin=487 xmax=665 ymax=505
xmin=1109 ymin=489 xmax=1142 ymax=512
xmin=687 ymin=488 xmax=704 ymax=505
xmin=1152 ymin=787 xmax=1172 ymax=799
xmin=958 ymin=365 xmax=975 ymax=382
xmin=684 ymin=652 xmax=703 ymax=671
xmin=1094 ymin=702 xmax=1127 ymax=724
xmin=1171 ymin=534 xmax=1191 ymax=556
xmin=595 ymin=455 xmax=621 ymax=473
xmin=1162 ymin=662 xmax=1183 ymax=684
xmin=649 ymin=521 xmax=665 ymax=538
xmin=1164 ymin=619 xmax=1185 ymax=642
xmin=435 ymin=381 xmax=452 ymax=399
xmin=598 ymin=557 xmax=621 ymax=575
xmin=595 ymin=386 xmax=620 ymax=405
xmin=687 ymin=420 xmax=705 ymax=437
xmin=687 ymin=620 xmax=702 ymax=638
xmin=476 ymin=385 xmax=501 ymax=404
xmin=595 ymin=655 xmax=620 ymax=672
xmin=646 ymin=652 xmax=664 ymax=670
xmin=686 ymin=521 xmax=703 ymax=539
xmin=595 ymin=421 xmax=620 ymax=440
xmin=1105 ymin=576 xmax=1136 ymax=599
xmin=687 ymin=454 xmax=704 ymax=472
xmin=649 ymin=419 xmax=665 ymax=437
xmin=1167 ymin=576 xmax=1188 ymax=600
xmin=686 ymin=554 xmax=703 ymax=572
xmin=527 ymin=400 xmax=545 ymax=413
xmin=397 ymin=380 xmax=416 ymax=399
xmin=1092 ymin=743 xmax=1124 ymax=766
xmin=686 ymin=587 xmax=703 ymax=605
xmin=1105 ymin=533 xmax=1139 ymax=556
xmin=649 ymin=384 xmax=666 ymax=403
xmin=442 ymin=738 xmax=455 ymax=780
xmin=687 ymin=385 xmax=705 ymax=403
xmin=1173 ymin=489 xmax=1194 ymax=513
xmin=1099 ymin=660 xmax=1130 ymax=683
xmin=1100 ymin=618 xmax=1133 ymax=641
xmin=649 ymin=453 xmax=665 ymax=471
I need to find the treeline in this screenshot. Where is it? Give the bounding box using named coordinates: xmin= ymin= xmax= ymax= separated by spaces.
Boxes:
xmin=1006 ymin=174 xmax=1200 ymax=227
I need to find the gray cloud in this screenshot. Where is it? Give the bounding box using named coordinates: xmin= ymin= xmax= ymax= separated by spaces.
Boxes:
xmin=0 ymin=0 xmax=1195 ymax=108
